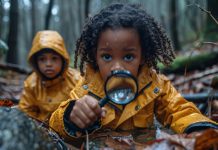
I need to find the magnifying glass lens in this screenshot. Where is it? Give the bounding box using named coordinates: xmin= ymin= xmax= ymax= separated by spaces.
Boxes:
xmin=105 ymin=71 xmax=138 ymax=105
xmin=108 ymin=88 xmax=135 ymax=103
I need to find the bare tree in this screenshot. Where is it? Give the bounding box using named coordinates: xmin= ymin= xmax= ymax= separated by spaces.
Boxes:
xmin=45 ymin=0 xmax=54 ymax=29
xmin=0 ymin=0 xmax=3 ymax=36
xmin=31 ymin=0 xmax=36 ymax=38
xmin=170 ymin=0 xmax=180 ymax=50
xmin=85 ymin=0 xmax=90 ymax=18
xmin=6 ymin=0 xmax=19 ymax=64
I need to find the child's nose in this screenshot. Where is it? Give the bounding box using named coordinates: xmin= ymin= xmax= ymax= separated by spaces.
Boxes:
xmin=110 ymin=61 xmax=125 ymax=72
xmin=45 ymin=60 xmax=52 ymax=66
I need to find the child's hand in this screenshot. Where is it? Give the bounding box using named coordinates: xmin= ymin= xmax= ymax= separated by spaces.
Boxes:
xmin=69 ymin=95 xmax=105 ymax=129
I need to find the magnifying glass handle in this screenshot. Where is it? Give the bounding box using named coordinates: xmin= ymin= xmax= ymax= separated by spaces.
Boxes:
xmin=99 ymin=97 xmax=109 ymax=107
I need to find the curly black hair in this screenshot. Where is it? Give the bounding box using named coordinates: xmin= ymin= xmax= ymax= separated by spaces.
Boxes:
xmin=74 ymin=3 xmax=175 ymax=76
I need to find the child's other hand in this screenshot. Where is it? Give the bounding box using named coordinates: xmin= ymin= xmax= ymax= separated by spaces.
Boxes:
xmin=69 ymin=95 xmax=103 ymax=129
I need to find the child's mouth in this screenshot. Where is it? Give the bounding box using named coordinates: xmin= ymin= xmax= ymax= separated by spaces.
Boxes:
xmin=44 ymin=69 xmax=54 ymax=74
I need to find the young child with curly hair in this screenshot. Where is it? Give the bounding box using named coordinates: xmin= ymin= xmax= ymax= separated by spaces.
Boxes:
xmin=49 ymin=3 xmax=217 ymax=144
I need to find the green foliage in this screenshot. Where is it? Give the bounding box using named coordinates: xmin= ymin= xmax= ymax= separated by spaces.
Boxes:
xmin=159 ymin=51 xmax=218 ymax=74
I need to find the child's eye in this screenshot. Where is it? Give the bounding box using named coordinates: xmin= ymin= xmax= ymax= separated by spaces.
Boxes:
xmin=38 ymin=57 xmax=45 ymax=62
xmin=124 ymin=54 xmax=134 ymax=61
xmin=102 ymin=54 xmax=112 ymax=62
xmin=52 ymin=56 xmax=59 ymax=61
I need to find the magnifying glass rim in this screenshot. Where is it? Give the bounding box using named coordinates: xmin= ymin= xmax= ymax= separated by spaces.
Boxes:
xmin=104 ymin=70 xmax=138 ymax=105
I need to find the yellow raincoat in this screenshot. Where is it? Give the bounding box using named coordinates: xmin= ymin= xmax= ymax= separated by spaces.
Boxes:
xmin=49 ymin=64 xmax=217 ymax=141
xmin=19 ymin=30 xmax=81 ymax=122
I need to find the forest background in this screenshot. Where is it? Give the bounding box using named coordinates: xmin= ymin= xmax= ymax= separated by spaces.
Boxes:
xmin=0 ymin=0 xmax=218 ymax=68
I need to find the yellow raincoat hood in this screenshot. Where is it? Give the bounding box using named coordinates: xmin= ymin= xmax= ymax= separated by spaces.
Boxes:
xmin=19 ymin=30 xmax=81 ymax=122
xmin=28 ymin=30 xmax=70 ymax=76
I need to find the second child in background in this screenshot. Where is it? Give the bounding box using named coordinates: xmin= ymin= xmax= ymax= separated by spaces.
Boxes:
xmin=19 ymin=30 xmax=81 ymax=122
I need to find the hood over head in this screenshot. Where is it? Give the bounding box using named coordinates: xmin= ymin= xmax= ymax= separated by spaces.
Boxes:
xmin=28 ymin=30 xmax=70 ymax=78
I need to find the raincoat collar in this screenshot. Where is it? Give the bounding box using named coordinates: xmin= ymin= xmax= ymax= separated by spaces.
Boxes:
xmin=83 ymin=64 xmax=156 ymax=127
xmin=41 ymin=75 xmax=65 ymax=88
xmin=84 ymin=64 xmax=153 ymax=99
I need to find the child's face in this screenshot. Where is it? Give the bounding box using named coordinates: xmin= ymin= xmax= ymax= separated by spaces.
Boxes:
xmin=37 ymin=52 xmax=63 ymax=79
xmin=96 ymin=28 xmax=143 ymax=81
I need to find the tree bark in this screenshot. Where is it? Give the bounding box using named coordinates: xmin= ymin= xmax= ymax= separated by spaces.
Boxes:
xmin=6 ymin=0 xmax=19 ymax=64
xmin=170 ymin=0 xmax=180 ymax=50
xmin=45 ymin=0 xmax=54 ymax=29
xmin=0 ymin=0 xmax=3 ymax=36
xmin=85 ymin=0 xmax=90 ymax=18
xmin=31 ymin=0 xmax=36 ymax=39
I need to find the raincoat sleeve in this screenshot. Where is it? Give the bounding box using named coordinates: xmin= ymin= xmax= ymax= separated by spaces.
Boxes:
xmin=155 ymin=75 xmax=218 ymax=133
xmin=49 ymin=80 xmax=86 ymax=141
xmin=19 ymin=79 xmax=39 ymax=119
xmin=49 ymin=98 xmax=75 ymax=140
xmin=49 ymin=82 xmax=101 ymax=142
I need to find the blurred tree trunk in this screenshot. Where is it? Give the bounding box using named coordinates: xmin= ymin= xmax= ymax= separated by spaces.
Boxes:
xmin=20 ymin=0 xmax=30 ymax=52
xmin=170 ymin=0 xmax=180 ymax=50
xmin=176 ymin=0 xmax=207 ymax=47
xmin=207 ymin=0 xmax=218 ymax=18
xmin=6 ymin=0 xmax=18 ymax=64
xmin=206 ymin=0 xmax=218 ymax=33
xmin=31 ymin=0 xmax=36 ymax=39
xmin=78 ymin=1 xmax=82 ymax=33
xmin=45 ymin=0 xmax=54 ymax=29
xmin=0 ymin=0 xmax=3 ymax=36
xmin=58 ymin=0 xmax=73 ymax=54
xmin=85 ymin=0 xmax=90 ymax=17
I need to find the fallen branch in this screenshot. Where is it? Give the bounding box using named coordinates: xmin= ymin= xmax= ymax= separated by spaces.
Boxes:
xmin=182 ymin=92 xmax=218 ymax=103
xmin=174 ymin=67 xmax=218 ymax=86
xmin=203 ymin=42 xmax=218 ymax=46
xmin=0 ymin=96 xmax=19 ymax=104
xmin=0 ymin=63 xmax=31 ymax=74
xmin=162 ymin=52 xmax=218 ymax=74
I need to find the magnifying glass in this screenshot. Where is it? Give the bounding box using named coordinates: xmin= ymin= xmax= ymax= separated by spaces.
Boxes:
xmin=99 ymin=70 xmax=138 ymax=107
xmin=71 ymin=70 xmax=138 ymax=133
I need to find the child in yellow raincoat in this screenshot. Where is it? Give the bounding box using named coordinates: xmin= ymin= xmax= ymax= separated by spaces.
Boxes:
xmin=19 ymin=30 xmax=81 ymax=122
xmin=49 ymin=3 xmax=218 ymax=143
